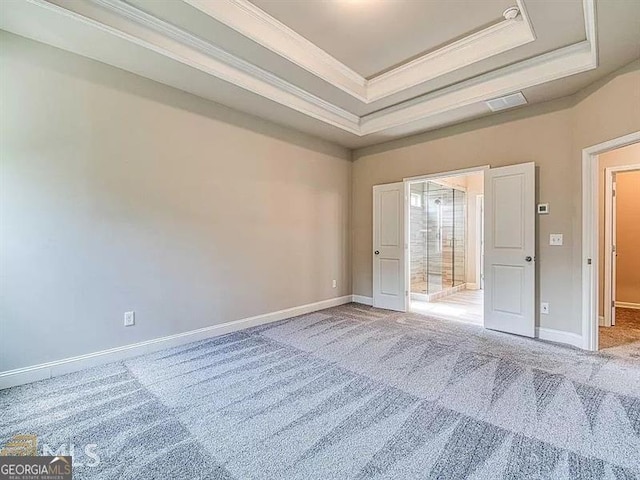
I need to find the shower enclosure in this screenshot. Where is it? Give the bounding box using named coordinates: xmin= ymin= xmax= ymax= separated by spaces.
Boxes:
xmin=410 ymin=181 xmax=466 ymax=299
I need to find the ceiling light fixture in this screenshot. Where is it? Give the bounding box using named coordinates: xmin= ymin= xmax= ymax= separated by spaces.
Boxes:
xmin=502 ymin=6 xmax=520 ymax=20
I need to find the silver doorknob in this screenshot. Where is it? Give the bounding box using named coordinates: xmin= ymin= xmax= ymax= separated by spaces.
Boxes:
xmin=374 ymin=250 xmax=380 ymax=255
xmin=525 ymin=256 xmax=532 ymax=262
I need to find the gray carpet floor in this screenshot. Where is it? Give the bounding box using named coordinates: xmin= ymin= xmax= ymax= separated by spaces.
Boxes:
xmin=2 ymin=303 xmax=640 ymax=479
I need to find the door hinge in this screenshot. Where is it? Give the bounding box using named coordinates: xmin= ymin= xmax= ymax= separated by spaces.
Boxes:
xmin=612 ymin=245 xmax=616 ymax=253
xmin=612 ymin=301 xmax=615 ymax=308
xmin=587 ymin=258 xmax=592 ymax=265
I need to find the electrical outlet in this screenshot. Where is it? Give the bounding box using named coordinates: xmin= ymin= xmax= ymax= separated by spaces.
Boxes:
xmin=124 ymin=311 xmax=135 ymax=326
xmin=540 ymin=303 xmax=550 ymax=315
xmin=332 ymin=279 xmax=337 ymax=288
xmin=549 ymin=234 xmax=563 ymax=246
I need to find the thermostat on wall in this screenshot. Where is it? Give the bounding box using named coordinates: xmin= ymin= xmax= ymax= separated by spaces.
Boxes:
xmin=537 ymin=203 xmax=549 ymax=214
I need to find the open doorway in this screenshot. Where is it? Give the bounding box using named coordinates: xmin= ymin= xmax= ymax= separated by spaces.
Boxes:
xmin=374 ymin=162 xmax=535 ymax=336
xmin=598 ymin=142 xmax=640 ymax=351
xmin=407 ymin=170 xmax=484 ymax=325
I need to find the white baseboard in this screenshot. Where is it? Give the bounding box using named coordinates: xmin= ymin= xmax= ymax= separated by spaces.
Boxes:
xmin=0 ymin=295 xmax=353 ymax=390
xmin=2 ymin=294 xmax=588 ymax=389
xmin=615 ymin=301 xmax=640 ymax=310
xmin=351 ymin=295 xmax=373 ymax=306
xmin=353 ymin=296 xmax=583 ymax=349
xmin=466 ymin=283 xmax=479 ymax=290
xmin=536 ymin=327 xmax=583 ymax=349
xmin=599 ymin=315 xmax=606 ymax=326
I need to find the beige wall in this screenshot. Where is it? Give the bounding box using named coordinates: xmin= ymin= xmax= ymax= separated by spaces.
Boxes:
xmin=597 ymin=143 xmax=640 ymax=315
xmin=1 ymin=33 xmax=639 ymax=373
xmin=616 ymin=170 xmax=640 ymax=305
xmin=0 ymin=32 xmax=351 ymax=371
xmin=353 ymin=61 xmax=640 ymax=335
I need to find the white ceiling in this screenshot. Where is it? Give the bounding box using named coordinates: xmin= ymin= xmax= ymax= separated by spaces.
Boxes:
xmin=0 ymin=0 xmax=638 ymax=148
xmin=251 ymin=0 xmax=516 ymax=78
xmin=124 ymin=0 xmax=588 ymax=115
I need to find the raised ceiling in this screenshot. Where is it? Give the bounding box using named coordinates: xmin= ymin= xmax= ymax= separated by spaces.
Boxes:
xmin=0 ymin=0 xmax=638 ymax=148
xmin=251 ymin=0 xmax=519 ymax=78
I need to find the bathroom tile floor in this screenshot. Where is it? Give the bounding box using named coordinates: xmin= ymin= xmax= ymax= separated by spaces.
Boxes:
xmin=411 ymin=288 xmax=483 ymax=325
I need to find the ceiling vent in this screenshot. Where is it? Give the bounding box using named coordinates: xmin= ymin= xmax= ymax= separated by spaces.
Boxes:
xmin=486 ymin=92 xmax=528 ymax=112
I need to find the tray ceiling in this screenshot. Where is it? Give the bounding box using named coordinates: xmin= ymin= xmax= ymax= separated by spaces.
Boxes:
xmin=1 ymin=0 xmax=636 ymax=148
xmin=251 ymin=0 xmax=518 ymax=79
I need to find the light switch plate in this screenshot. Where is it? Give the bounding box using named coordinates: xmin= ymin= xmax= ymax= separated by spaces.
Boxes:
xmin=549 ymin=234 xmax=563 ymax=246
xmin=124 ymin=311 xmax=135 ymax=326
xmin=541 ymin=302 xmax=550 ymax=314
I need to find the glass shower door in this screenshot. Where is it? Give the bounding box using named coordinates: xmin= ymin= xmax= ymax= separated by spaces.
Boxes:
xmin=426 ymin=182 xmax=447 ymax=294
xmin=411 ymin=180 xmax=467 ymax=297
xmin=453 ymin=189 xmax=466 ymax=287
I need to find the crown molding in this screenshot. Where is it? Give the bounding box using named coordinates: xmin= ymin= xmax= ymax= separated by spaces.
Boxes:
xmin=41 ymin=0 xmax=361 ymax=134
xmin=0 ymin=0 xmax=596 ymax=138
xmin=366 ymin=0 xmax=535 ymax=102
xmin=184 ymin=0 xmax=368 ymax=100
xmin=184 ymin=0 xmax=536 ymax=103
xmin=360 ymin=40 xmax=597 ymax=134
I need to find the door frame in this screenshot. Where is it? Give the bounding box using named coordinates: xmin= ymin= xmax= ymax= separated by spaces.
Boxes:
xmin=403 ymin=165 xmax=489 ymax=312
xmin=581 ymin=131 xmax=640 ymax=351
xmin=604 ymin=163 xmax=640 ymax=327
xmin=476 ymin=194 xmax=485 ymax=290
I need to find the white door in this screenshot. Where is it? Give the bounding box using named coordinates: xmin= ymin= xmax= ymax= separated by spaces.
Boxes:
xmin=484 ymin=162 xmax=536 ymax=337
xmin=373 ymin=182 xmax=406 ymax=311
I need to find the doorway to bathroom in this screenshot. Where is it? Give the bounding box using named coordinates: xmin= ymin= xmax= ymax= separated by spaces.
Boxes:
xmin=407 ymin=170 xmax=484 ymax=325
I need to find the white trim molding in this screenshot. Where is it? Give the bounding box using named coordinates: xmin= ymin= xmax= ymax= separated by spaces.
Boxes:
xmin=616 ymin=302 xmax=640 ymax=310
xmin=183 ymin=0 xmax=367 ymax=101
xmin=352 ymin=295 xmax=374 ymax=306
xmin=185 ymin=0 xmax=536 ymax=103
xmin=366 ymin=0 xmax=536 ymax=102
xmin=359 ymin=40 xmax=596 ymax=135
xmin=0 ymin=295 xmax=353 ymax=390
xmin=0 ymin=0 xmax=597 ymax=138
xmin=581 ymin=131 xmax=640 ymax=351
xmin=536 ymin=327 xmax=583 ymax=349
xmin=604 ymin=163 xmax=640 ymax=326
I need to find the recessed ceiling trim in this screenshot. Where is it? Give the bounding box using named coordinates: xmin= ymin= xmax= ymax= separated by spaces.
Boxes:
xmin=184 ymin=0 xmax=368 ymax=101
xmin=0 ymin=0 xmax=596 ymax=139
xmin=98 ymin=0 xmax=362 ymax=131
xmin=360 ymin=40 xmax=596 ymax=135
xmin=364 ymin=0 xmax=537 ymax=103
xmin=183 ymin=0 xmax=536 ymax=103
xmin=25 ymin=0 xmax=362 ymax=134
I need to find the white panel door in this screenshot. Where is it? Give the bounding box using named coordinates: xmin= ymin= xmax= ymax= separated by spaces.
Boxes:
xmin=373 ymin=182 xmax=406 ymax=311
xmin=484 ymin=162 xmax=535 ymax=337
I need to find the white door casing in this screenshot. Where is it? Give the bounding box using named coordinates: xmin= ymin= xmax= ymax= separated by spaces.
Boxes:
xmin=610 ymin=173 xmax=617 ymax=326
xmin=373 ymin=183 xmax=406 ymax=311
xmin=484 ymin=162 xmax=536 ymax=337
xmin=478 ymin=194 xmax=485 ymax=290
xmin=604 ymin=163 xmax=640 ymax=327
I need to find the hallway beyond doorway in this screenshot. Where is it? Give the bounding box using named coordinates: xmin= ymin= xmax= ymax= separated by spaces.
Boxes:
xmin=600 ymin=307 xmax=640 ymax=350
